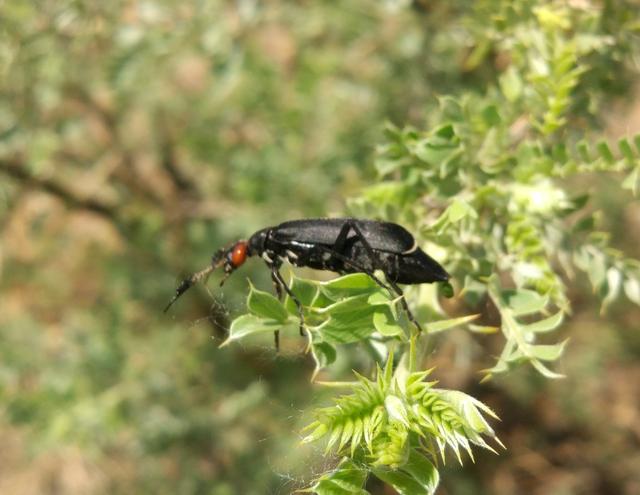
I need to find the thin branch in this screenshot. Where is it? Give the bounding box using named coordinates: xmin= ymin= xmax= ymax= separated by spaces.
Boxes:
xmin=0 ymin=158 xmax=117 ymax=220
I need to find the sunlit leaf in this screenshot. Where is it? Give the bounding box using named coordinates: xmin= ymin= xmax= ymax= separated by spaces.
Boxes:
xmin=373 ymin=309 xmax=405 ymax=337
xmin=402 ymin=450 xmax=440 ymax=494
xmin=371 ymin=468 xmax=429 ymax=495
xmin=521 ymin=312 xmax=564 ymax=333
xmin=312 ymin=342 xmax=337 ymax=379
xmin=222 ymin=314 xmax=295 ymax=346
xmin=321 ymin=274 xmax=379 ymax=300
xmin=529 ymin=340 xmax=569 ymax=362
xmin=624 ymin=277 xmax=640 ymax=305
xmin=318 ymin=307 xmax=377 ymax=344
xmin=247 ymin=283 xmax=289 ymax=322
xmin=305 ymin=459 xmax=370 ymax=495
xmin=501 ymin=289 xmax=548 ymax=316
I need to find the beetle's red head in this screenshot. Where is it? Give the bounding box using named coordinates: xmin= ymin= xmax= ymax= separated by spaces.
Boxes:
xmin=214 ymin=240 xmax=249 ymax=285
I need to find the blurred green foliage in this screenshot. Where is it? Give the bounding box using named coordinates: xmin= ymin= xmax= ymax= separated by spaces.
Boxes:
xmin=1 ymin=1 xmax=640 ymax=494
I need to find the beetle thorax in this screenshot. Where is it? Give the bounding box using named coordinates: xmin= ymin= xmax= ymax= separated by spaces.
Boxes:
xmin=247 ymin=228 xmax=271 ymax=257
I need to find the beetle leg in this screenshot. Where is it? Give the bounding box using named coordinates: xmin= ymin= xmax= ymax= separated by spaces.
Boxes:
xmin=388 ymin=280 xmax=423 ymax=333
xmin=345 ymin=221 xmax=379 ymax=267
xmin=332 ymin=220 xmax=354 ymax=253
xmin=271 ymin=265 xmax=307 ymax=342
xmin=270 ymin=270 xmax=284 ymax=352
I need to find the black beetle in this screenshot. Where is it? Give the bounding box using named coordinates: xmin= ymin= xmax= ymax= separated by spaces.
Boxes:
xmin=165 ymin=218 xmax=449 ymax=347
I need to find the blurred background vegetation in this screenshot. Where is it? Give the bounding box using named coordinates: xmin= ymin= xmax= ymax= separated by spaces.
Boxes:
xmin=1 ymin=1 xmax=639 ymax=494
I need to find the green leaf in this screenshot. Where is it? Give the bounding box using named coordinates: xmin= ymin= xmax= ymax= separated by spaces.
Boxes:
xmin=440 ymin=282 xmax=454 ymax=299
xmin=529 ymin=340 xmax=568 ymax=361
xmin=247 ymin=283 xmax=289 ymax=322
xmin=468 ymin=324 xmax=499 ymax=334
xmin=481 ymin=105 xmax=501 ymax=127
xmin=306 ymin=459 xmax=370 ymax=495
xmin=316 ymin=294 xmax=374 ymax=315
xmin=373 ymin=309 xmax=404 ymax=337
xmin=311 ymin=342 xmax=337 ymax=378
xmin=286 ymin=277 xmax=319 ymax=309
xmin=447 ymin=199 xmax=478 ymax=223
xmin=371 ymin=468 xmax=428 ymax=495
xmin=385 ymin=395 xmax=409 ymax=427
xmin=601 ymin=267 xmax=622 ymax=314
xmin=622 ymin=167 xmax=640 ymax=197
xmin=361 ymin=182 xmax=416 ymax=207
xmin=402 ymin=450 xmax=440 ymax=495
xmin=501 ymin=289 xmax=549 ymax=316
xmin=618 ymin=137 xmax=635 ymax=162
xmin=425 ymin=314 xmax=479 ymax=334
xmin=499 ymin=66 xmax=523 ymax=102
xmin=318 ymin=306 xmax=377 ymax=344
xmin=321 ymin=274 xmax=379 ymax=300
xmin=577 ymin=141 xmax=591 ymax=162
xmin=624 ymin=277 xmax=640 ymax=305
xmin=521 ymin=311 xmax=564 ymax=333
xmin=302 ymin=422 xmax=329 ymax=444
xmin=531 ymin=359 xmax=565 ymax=379
xmin=415 ymin=136 xmax=460 ymax=166
xmin=434 ymin=124 xmax=455 ymax=139
xmin=596 ymin=140 xmax=615 ymax=163
xmin=222 ymin=314 xmax=294 ymax=346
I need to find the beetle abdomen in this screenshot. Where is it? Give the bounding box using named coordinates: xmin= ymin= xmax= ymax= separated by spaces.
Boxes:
xmin=393 ymin=248 xmax=449 ymax=284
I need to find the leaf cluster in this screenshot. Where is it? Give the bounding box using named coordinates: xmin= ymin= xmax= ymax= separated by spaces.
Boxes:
xmin=227 ymin=273 xmax=476 ymax=378
xmin=347 ymin=1 xmax=640 ymax=379
xmin=299 ymin=357 xmax=501 ymax=495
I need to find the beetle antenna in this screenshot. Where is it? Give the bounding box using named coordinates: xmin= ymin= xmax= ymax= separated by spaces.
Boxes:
xmin=164 ymin=246 xmax=231 ymax=312
xmin=163 ymin=265 xmax=216 ymax=312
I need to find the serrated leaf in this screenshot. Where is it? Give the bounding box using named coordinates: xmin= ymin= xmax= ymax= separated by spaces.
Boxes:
xmin=521 ymin=311 xmax=564 ymax=333
xmin=247 ymin=283 xmax=289 ymax=322
xmin=425 ymin=314 xmax=479 ymax=334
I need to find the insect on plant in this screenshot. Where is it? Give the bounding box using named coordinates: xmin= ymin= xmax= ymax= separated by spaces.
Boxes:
xmin=165 ymin=218 xmax=450 ymax=348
